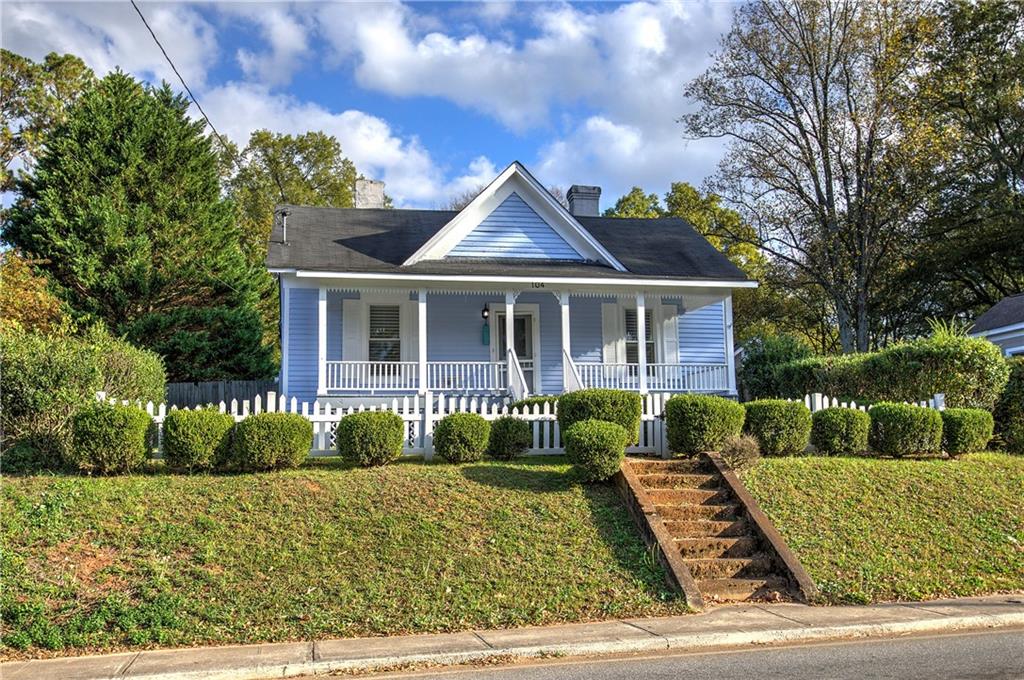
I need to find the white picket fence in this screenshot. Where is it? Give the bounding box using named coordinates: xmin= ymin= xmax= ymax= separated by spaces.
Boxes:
xmin=798 ymin=392 xmax=946 ymax=413
xmin=97 ymin=391 xmax=674 ymax=460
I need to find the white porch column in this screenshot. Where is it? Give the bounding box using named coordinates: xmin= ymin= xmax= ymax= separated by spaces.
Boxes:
xmin=559 ymin=291 xmax=571 ymax=387
xmin=317 ymin=287 xmax=327 ymax=396
xmin=636 ymin=292 xmax=648 ymax=394
xmin=504 ymin=291 xmax=515 ymax=359
xmin=418 ymin=290 xmax=428 ymax=394
xmin=724 ymin=294 xmax=737 ymax=395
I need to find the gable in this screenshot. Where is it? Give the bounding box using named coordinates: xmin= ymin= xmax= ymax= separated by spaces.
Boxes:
xmin=447 ymin=192 xmax=583 ymax=260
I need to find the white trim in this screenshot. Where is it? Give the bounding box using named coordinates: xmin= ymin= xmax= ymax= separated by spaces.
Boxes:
xmin=403 ymin=162 xmax=627 ymax=271
xmin=1002 ymin=344 xmax=1024 ymax=357
xmin=724 ymin=295 xmax=737 ymax=395
xmin=636 ymin=293 xmax=648 ymax=394
xmin=317 ymin=287 xmax=327 ymax=396
xmin=560 ymin=292 xmax=571 ymax=390
xmin=491 ymin=301 xmax=542 ymax=394
xmin=970 ymin=321 xmax=1024 ymax=337
xmin=280 ymin=276 xmax=290 ymax=393
xmin=418 ymin=290 xmax=427 ymax=394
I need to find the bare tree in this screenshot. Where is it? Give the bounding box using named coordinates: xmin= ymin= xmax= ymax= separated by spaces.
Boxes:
xmin=443 ymin=184 xmax=569 ymax=211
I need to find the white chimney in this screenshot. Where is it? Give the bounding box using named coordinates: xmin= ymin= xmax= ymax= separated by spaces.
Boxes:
xmin=355 ymin=178 xmax=385 ymax=208
xmin=567 ymin=185 xmax=601 ymax=217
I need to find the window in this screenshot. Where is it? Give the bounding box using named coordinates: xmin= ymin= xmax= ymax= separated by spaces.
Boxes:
xmin=624 ymin=308 xmax=655 ymax=364
xmin=368 ymin=305 xmax=401 ymax=361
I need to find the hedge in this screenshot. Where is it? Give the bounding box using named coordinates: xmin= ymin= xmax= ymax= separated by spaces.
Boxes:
xmin=994 ymin=357 xmax=1024 ymax=454
xmin=742 ymin=400 xmax=812 ymax=456
xmin=0 ymin=325 xmax=165 ymax=465
xmin=163 ymin=408 xmax=235 ymax=471
xmin=665 ymin=394 xmax=745 ymax=455
xmin=487 ymin=416 xmax=532 ymax=460
xmin=557 ymin=389 xmax=642 ymax=444
xmin=434 ymin=413 xmax=490 ymax=464
xmin=775 ymin=330 xmax=1009 ymax=410
xmin=336 ymin=411 xmax=405 ymax=467
xmin=230 ymin=412 xmax=311 ymax=471
xmin=738 ymin=333 xmax=814 ymax=400
xmin=868 ymin=403 xmax=943 ymax=457
xmin=811 ymin=407 xmax=870 ymax=456
xmin=564 ymin=419 xmax=628 ymax=481
xmin=69 ymin=403 xmax=152 ymax=474
xmin=941 ymin=408 xmax=994 ymax=456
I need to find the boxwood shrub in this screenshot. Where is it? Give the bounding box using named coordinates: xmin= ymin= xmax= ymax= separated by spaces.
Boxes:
xmin=231 ymin=412 xmax=311 ymax=471
xmin=994 ymin=357 xmax=1024 ymax=454
xmin=557 ymin=389 xmax=642 ymax=444
xmin=665 ymin=394 xmax=745 ymax=455
xmin=336 ymin=411 xmax=405 ymax=467
xmin=941 ymin=408 xmax=994 ymax=456
xmin=564 ymin=419 xmax=628 ymax=482
xmin=69 ymin=403 xmax=152 ymax=474
xmin=163 ymin=408 xmax=235 ymax=471
xmin=434 ymin=412 xmax=490 ymax=463
xmin=868 ymin=403 xmax=943 ymax=457
xmin=487 ymin=416 xmax=532 ymax=460
xmin=811 ymin=407 xmax=870 ymax=456
xmin=738 ymin=333 xmax=814 ymax=400
xmin=510 ymin=395 xmax=559 ymax=411
xmin=742 ymin=400 xmax=812 ymax=456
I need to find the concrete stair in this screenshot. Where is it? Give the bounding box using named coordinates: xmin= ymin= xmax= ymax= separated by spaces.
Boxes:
xmin=627 ymin=458 xmax=794 ymax=604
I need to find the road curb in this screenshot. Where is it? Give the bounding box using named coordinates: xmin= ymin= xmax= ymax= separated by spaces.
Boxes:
xmin=3 ymin=607 xmax=1022 ymax=679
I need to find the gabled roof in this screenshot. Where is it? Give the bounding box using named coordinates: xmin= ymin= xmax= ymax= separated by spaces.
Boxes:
xmin=266 ymin=204 xmax=751 ymax=283
xmin=972 ymin=293 xmax=1024 ymax=333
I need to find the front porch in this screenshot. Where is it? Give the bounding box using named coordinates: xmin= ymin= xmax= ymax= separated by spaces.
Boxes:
xmin=282 ymin=283 xmax=737 ymax=402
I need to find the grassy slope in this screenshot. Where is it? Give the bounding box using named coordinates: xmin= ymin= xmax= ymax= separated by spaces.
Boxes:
xmin=1 ymin=458 xmax=684 ymax=658
xmin=742 ymin=453 xmax=1024 ymax=605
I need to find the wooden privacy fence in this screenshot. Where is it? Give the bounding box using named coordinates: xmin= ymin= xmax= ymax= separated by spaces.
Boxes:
xmin=98 ymin=391 xmax=674 ymax=460
xmin=164 ymin=380 xmax=278 ymax=408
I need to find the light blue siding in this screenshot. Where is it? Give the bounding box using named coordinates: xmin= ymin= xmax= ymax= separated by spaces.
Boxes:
xmin=448 ymin=192 xmax=582 ymax=260
xmin=426 ymin=293 xmax=494 ymax=362
xmin=517 ymin=292 xmax=563 ymax=394
xmin=286 ymin=287 xmax=318 ymax=402
xmin=570 ymin=297 xmax=603 ymax=363
xmin=678 ymin=302 xmax=726 ymax=364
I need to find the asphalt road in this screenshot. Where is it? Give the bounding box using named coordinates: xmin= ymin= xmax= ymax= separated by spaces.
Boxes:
xmin=361 ymin=629 xmax=1024 ymax=680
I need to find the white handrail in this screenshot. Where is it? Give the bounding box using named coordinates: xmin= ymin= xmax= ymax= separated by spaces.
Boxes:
xmin=507 ymin=348 xmax=529 ymax=401
xmin=562 ymin=350 xmax=585 ymax=392
xmin=575 ymin=362 xmax=729 ymax=392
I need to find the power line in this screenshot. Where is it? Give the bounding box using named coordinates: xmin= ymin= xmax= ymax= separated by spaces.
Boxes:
xmin=129 ymin=0 xmax=232 ymax=156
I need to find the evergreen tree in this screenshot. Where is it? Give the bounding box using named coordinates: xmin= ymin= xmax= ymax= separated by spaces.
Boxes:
xmin=3 ymin=71 xmax=274 ymax=381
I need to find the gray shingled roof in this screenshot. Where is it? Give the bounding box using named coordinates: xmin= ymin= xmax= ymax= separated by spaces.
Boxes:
xmin=266 ymin=204 xmax=750 ymax=282
xmin=972 ymin=293 xmax=1024 ymax=333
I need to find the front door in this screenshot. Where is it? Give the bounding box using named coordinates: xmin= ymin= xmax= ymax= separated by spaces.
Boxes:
xmin=496 ymin=313 xmax=536 ymax=393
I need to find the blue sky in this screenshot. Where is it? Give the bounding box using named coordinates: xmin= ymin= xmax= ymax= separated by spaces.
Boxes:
xmin=2 ymin=1 xmax=736 ymax=208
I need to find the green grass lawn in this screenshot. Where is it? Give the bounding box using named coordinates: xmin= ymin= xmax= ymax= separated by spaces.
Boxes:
xmin=0 ymin=457 xmax=685 ymax=659
xmin=741 ymin=452 xmax=1024 ymax=605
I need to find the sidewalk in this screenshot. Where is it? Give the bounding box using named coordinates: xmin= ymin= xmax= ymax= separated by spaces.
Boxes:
xmin=3 ymin=595 xmax=1022 ymax=680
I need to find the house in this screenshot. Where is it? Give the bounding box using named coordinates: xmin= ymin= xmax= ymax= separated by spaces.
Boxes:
xmin=969 ymin=293 xmax=1024 ymax=357
xmin=266 ymin=162 xmax=756 ymax=404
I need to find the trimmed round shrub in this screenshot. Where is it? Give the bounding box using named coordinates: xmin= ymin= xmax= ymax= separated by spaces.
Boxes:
xmin=336 ymin=411 xmax=404 ymax=467
xmin=738 ymin=333 xmax=814 ymax=399
xmin=941 ymin=408 xmax=994 ymax=456
xmin=868 ymin=403 xmax=943 ymax=457
xmin=811 ymin=407 xmax=870 ymax=456
xmin=487 ymin=416 xmax=531 ymax=460
xmin=564 ymin=419 xmax=628 ymax=481
xmin=665 ymin=394 xmax=745 ymax=455
xmin=557 ymin=389 xmax=642 ymax=444
xmin=434 ymin=412 xmax=490 ymax=464
xmin=719 ymin=434 xmax=761 ymax=471
xmin=69 ymin=403 xmax=152 ymax=474
xmin=743 ymin=399 xmax=812 ymax=456
xmin=0 ymin=442 xmax=63 ymax=474
xmin=994 ymin=357 xmax=1024 ymax=454
xmin=231 ymin=412 xmax=311 ymax=471
xmin=163 ymin=408 xmax=235 ymax=471
xmin=510 ymin=395 xmax=559 ymax=411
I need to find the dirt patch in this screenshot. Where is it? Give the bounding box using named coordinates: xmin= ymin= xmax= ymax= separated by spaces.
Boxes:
xmin=46 ymin=538 xmax=120 ymax=591
xmin=302 ymin=479 xmax=324 ymax=493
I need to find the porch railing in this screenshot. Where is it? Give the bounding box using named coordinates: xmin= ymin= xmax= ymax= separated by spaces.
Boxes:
xmin=506 ymin=349 xmax=529 ymax=402
xmin=324 ymin=360 xmax=507 ymax=393
xmin=576 ymin=362 xmax=730 ymax=393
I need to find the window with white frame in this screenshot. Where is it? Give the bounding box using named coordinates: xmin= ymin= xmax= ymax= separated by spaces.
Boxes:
xmin=624 ymin=308 xmax=655 ymax=364
xmin=368 ymin=305 xmax=401 ymax=361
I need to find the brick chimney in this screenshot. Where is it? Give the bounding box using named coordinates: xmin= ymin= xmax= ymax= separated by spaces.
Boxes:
xmin=355 ymin=178 xmax=385 ymax=208
xmin=567 ymin=185 xmax=601 ymax=217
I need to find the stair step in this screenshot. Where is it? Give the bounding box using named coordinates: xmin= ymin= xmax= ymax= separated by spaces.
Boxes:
xmin=630 ymin=459 xmax=714 ymax=475
xmin=664 ymin=518 xmax=749 ymax=538
xmin=638 ymin=473 xmax=722 ymax=490
xmin=647 ymin=488 xmax=733 ymax=505
xmin=697 ymin=577 xmax=791 ymax=603
xmin=656 ymin=503 xmax=743 ymax=521
xmin=676 ymin=536 xmax=760 ymax=559
xmin=684 ymin=555 xmax=775 ymax=580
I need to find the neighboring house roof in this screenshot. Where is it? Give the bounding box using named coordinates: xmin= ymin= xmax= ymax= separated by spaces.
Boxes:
xmin=266 ymin=205 xmax=750 ymax=283
xmin=972 ymin=292 xmax=1024 ymax=334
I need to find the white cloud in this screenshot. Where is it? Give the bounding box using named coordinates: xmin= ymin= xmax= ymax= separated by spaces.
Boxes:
xmin=225 ymin=5 xmax=313 ymax=87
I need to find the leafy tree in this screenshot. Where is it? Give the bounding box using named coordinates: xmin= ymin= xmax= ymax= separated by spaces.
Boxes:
xmin=603 ymin=186 xmax=663 ymax=218
xmin=0 ymin=251 xmax=68 ymax=334
xmin=684 ymin=0 xmax=934 ymax=352
xmin=1 ymin=50 xmax=95 ymax=192
xmin=3 ymin=71 xmax=274 ymax=381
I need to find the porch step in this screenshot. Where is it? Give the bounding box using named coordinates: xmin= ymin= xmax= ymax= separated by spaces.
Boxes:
xmin=637 ymin=473 xmax=722 ymax=490
xmin=664 ymin=518 xmax=750 ymax=538
xmin=676 ymin=536 xmax=760 ymax=560
xmin=630 ymin=459 xmax=714 ymax=475
xmin=697 ymin=577 xmax=791 ymax=603
xmin=684 ymin=555 xmax=775 ymax=580
xmin=656 ymin=503 xmax=742 ymax=521
xmin=646 ymin=488 xmax=733 ymax=506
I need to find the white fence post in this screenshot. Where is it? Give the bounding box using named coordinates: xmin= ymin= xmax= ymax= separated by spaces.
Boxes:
xmin=422 ymin=391 xmax=435 ymax=460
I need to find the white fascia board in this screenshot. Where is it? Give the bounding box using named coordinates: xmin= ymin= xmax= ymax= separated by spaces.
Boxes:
xmin=970 ymin=321 xmax=1024 ymax=337
xmin=402 ymin=161 xmax=627 ymax=272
